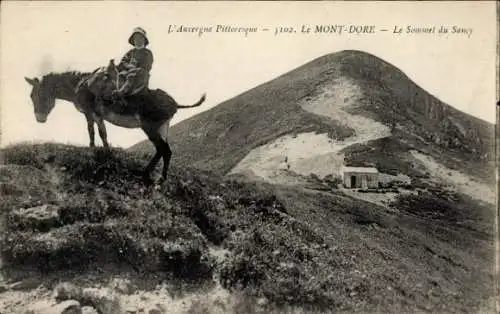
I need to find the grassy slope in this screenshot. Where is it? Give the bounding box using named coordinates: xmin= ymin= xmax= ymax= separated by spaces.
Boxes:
xmin=0 ymin=143 xmax=495 ymax=313
xmin=129 ymin=50 xmax=494 ymax=183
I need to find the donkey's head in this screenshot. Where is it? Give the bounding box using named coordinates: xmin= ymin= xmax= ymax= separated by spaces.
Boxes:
xmin=24 ymin=76 xmax=56 ymax=123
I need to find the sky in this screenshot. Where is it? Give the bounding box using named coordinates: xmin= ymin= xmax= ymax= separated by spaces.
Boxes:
xmin=0 ymin=1 xmax=496 ymax=148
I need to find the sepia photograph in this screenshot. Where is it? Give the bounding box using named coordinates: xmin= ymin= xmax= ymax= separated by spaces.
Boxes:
xmin=0 ymin=1 xmax=497 ymax=313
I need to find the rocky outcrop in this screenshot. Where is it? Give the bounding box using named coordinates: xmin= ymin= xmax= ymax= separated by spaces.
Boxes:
xmin=54 ymin=283 xmax=121 ymax=314
xmin=81 ymin=307 xmax=99 ymax=314
xmin=108 ymin=278 xmax=136 ymax=295
xmin=24 ymin=300 xmax=82 ymax=314
xmin=8 ymin=204 xmax=61 ymax=233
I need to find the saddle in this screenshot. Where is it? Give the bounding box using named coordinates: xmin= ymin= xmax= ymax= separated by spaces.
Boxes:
xmin=77 ymin=67 xmax=130 ymax=111
xmin=77 ymin=65 xmax=166 ymax=115
xmin=76 ymin=67 xmax=111 ymax=95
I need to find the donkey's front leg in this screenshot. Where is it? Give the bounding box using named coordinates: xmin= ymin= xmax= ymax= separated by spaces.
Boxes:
xmin=95 ymin=117 xmax=109 ymax=148
xmin=85 ymin=114 xmax=96 ymax=148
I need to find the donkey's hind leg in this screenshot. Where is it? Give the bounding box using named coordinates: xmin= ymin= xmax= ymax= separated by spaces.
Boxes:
xmin=142 ymin=119 xmax=172 ymax=182
xmin=141 ymin=127 xmax=165 ymax=184
xmin=143 ymin=150 xmax=162 ymax=183
xmin=160 ymin=141 xmax=172 ymax=180
xmin=156 ymin=119 xmax=172 ymax=180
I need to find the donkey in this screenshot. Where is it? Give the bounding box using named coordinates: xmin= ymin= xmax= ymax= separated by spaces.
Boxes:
xmin=25 ymin=66 xmax=206 ymax=183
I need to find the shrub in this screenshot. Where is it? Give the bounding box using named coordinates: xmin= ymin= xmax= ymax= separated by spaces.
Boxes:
xmin=389 ymin=190 xmax=472 ymax=223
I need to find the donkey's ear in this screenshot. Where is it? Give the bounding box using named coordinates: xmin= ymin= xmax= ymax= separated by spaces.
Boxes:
xmin=25 ymin=77 xmax=39 ymax=86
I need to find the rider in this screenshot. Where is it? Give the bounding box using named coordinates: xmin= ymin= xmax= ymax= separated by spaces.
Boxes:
xmin=113 ymin=27 xmax=154 ymax=98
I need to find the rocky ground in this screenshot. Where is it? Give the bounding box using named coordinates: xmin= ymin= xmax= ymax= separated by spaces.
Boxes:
xmin=0 ymin=143 xmax=496 ymax=313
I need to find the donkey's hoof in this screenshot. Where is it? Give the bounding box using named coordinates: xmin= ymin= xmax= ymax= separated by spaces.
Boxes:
xmin=142 ymin=174 xmax=154 ymax=186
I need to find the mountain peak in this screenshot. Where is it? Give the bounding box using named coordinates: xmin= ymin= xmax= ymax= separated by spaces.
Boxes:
xmin=130 ymin=50 xmax=493 ymax=185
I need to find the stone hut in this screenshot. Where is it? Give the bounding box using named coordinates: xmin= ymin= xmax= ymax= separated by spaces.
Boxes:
xmin=341 ymin=166 xmax=379 ymax=189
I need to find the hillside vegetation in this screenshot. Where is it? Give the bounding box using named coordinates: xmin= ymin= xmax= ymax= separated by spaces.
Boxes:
xmin=0 ymin=144 xmax=495 ymax=313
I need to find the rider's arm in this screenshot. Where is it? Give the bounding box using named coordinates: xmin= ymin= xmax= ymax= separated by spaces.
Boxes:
xmin=117 ymin=50 xmax=134 ymax=71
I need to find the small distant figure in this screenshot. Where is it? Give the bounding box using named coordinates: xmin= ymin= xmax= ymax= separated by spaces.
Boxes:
xmin=284 ymin=156 xmax=290 ymax=170
xmin=113 ymin=27 xmax=154 ymax=99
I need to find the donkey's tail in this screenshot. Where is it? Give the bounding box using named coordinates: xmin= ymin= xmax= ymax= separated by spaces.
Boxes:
xmin=177 ymin=93 xmax=206 ymax=109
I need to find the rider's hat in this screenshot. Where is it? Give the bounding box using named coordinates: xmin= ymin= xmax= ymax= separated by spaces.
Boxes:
xmin=128 ymin=27 xmax=149 ymax=46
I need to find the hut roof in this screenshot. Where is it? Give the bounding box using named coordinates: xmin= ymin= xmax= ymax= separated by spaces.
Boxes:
xmin=342 ymin=166 xmax=379 ymax=174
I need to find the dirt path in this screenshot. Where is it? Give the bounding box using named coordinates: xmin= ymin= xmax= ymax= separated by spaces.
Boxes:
xmin=230 ymin=78 xmax=391 ymax=184
xmin=299 ymin=78 xmax=391 ymax=146
xmin=410 ymin=150 xmax=495 ymax=204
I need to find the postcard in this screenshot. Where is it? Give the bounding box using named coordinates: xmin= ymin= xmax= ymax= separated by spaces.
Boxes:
xmin=0 ymin=1 xmax=497 ymax=313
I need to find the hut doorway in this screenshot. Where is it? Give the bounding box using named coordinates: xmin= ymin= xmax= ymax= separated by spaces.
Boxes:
xmin=351 ymin=175 xmax=357 ymax=187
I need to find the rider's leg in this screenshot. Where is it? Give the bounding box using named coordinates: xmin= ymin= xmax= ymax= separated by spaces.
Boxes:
xmin=116 ymin=76 xmax=132 ymax=96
